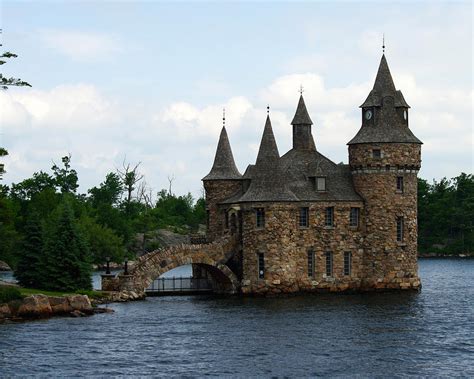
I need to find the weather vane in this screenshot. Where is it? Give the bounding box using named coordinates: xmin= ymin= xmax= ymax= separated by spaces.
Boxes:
xmin=223 ymin=107 xmax=225 ymax=127
xmin=299 ymin=84 xmax=304 ymax=95
xmin=382 ymin=33 xmax=385 ymax=54
xmin=266 ymin=105 xmax=270 ymax=115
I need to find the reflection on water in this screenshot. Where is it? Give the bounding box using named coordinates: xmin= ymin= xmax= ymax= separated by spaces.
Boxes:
xmin=0 ymin=259 xmax=473 ymax=377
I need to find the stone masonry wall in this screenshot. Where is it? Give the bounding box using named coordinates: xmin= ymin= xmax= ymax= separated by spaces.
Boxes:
xmin=349 ymin=143 xmax=421 ymax=290
xmin=239 ymin=202 xmax=365 ymax=295
xmin=204 ymin=180 xmax=242 ymax=241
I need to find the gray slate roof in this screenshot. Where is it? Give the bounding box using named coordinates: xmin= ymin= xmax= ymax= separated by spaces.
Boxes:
xmin=348 ymin=54 xmax=422 ymax=145
xmin=202 ymin=127 xmax=242 ymax=180
xmin=291 ymin=95 xmax=313 ymax=125
xmin=221 ymin=114 xmax=361 ymax=204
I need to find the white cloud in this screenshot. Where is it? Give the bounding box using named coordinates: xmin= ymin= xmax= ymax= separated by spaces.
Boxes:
xmin=38 ymin=29 xmax=121 ymax=61
xmin=1 ymin=64 xmax=472 ymax=199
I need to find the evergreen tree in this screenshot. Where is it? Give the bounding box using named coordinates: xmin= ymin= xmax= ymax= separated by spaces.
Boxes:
xmin=14 ymin=212 xmax=43 ymax=288
xmin=41 ymin=199 xmax=92 ymax=291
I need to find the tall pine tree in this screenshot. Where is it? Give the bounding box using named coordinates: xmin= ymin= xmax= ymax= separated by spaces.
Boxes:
xmin=14 ymin=211 xmax=43 ymax=288
xmin=42 ymin=199 xmax=92 ymax=291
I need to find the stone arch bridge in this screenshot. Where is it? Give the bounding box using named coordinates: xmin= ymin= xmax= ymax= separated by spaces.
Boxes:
xmin=101 ymin=236 xmax=239 ymax=295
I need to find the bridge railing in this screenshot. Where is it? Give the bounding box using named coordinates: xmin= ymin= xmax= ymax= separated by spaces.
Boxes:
xmin=146 ymin=277 xmax=212 ymax=293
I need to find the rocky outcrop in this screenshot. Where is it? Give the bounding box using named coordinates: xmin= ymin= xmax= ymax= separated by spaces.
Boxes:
xmin=0 ymin=261 xmax=12 ymax=271
xmin=0 ymin=294 xmax=111 ymax=322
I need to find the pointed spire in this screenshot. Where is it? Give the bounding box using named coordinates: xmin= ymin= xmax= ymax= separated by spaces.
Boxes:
xmin=360 ymin=54 xmax=401 ymax=108
xmin=291 ymin=94 xmax=313 ymax=125
xmin=256 ymin=114 xmax=280 ymax=166
xmin=373 ymin=54 xmax=396 ymax=94
xmin=202 ymin=126 xmax=242 ymax=180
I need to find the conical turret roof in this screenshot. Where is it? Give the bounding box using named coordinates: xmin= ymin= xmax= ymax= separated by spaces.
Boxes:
xmin=237 ymin=114 xmax=298 ymax=202
xmin=291 ymin=95 xmax=313 ymax=125
xmin=349 ymin=54 xmax=421 ymax=145
xmin=202 ymin=127 xmax=242 ymax=180
xmin=256 ymin=115 xmax=280 ymax=165
xmin=360 ymin=54 xmax=410 ymax=108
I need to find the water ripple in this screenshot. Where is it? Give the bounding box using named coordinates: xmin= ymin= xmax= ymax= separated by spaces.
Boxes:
xmin=0 ymin=259 xmax=473 ymax=377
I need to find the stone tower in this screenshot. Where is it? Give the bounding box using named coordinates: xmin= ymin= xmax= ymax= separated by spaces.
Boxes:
xmin=348 ymin=54 xmax=422 ymax=290
xmin=202 ymin=126 xmax=242 ymax=241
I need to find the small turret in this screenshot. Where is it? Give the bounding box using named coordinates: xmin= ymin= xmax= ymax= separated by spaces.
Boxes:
xmin=291 ymin=94 xmax=316 ymax=150
xmin=203 ymin=122 xmax=242 ymax=241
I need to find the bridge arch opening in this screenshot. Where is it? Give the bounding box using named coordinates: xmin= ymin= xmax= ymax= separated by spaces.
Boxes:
xmin=144 ymin=262 xmax=238 ymax=295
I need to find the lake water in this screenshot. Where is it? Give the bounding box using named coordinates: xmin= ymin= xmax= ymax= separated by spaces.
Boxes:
xmin=0 ymin=259 xmax=473 ymax=377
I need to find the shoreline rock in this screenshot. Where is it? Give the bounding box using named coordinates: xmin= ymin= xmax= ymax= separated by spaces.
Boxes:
xmin=0 ymin=294 xmax=113 ymax=323
xmin=0 ymin=261 xmax=12 ymax=271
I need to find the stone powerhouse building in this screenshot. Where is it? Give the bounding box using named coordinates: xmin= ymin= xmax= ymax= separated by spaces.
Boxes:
xmin=202 ymin=54 xmax=422 ymax=294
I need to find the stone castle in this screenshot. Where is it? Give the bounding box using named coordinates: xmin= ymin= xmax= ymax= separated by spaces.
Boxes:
xmin=202 ymin=54 xmax=422 ymax=294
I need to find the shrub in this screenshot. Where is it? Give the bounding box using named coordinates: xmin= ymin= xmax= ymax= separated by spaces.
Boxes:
xmin=0 ymin=286 xmax=23 ymax=303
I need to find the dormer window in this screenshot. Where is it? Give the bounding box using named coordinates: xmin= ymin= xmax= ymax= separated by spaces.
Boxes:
xmin=316 ymin=177 xmax=326 ymax=192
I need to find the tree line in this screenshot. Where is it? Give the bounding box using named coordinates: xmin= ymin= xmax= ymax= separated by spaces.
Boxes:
xmin=0 ymin=155 xmax=205 ymax=291
xmin=418 ymin=173 xmax=474 ymax=255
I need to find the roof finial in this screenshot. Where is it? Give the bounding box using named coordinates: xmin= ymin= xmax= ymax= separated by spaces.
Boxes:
xmin=299 ymin=84 xmax=304 ymax=95
xmin=382 ymin=33 xmax=385 ymax=54
xmin=267 ymin=104 xmax=270 ymax=115
xmin=223 ymin=107 xmax=225 ymax=127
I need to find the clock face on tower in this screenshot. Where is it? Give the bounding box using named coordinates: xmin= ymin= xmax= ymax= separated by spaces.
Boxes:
xmin=365 ymin=110 xmax=373 ymax=120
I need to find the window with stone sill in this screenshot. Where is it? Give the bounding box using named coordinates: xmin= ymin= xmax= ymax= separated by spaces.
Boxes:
xmin=397 ymin=176 xmax=404 ymax=193
xmin=397 ymin=216 xmax=404 ymax=242
xmin=344 ymin=252 xmax=352 ymax=276
xmin=299 ymin=207 xmax=309 ymax=228
xmin=325 ymin=207 xmax=334 ymax=227
xmin=350 ymin=207 xmax=359 ymax=228
xmin=255 ymin=208 xmax=265 ymax=228
xmin=325 ymin=251 xmax=333 ymax=277
xmin=307 ymin=250 xmax=315 ymax=278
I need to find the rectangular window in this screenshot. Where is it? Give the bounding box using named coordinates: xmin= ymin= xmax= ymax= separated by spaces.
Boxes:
xmin=344 ymin=252 xmax=352 ymax=276
xmin=397 ymin=216 xmax=404 ymax=242
xmin=350 ymin=207 xmax=360 ymax=227
xmin=258 ymin=253 xmax=265 ymax=279
xmin=316 ymin=177 xmax=326 ymax=191
xmin=397 ymin=176 xmax=404 ymax=192
xmin=206 ymin=210 xmax=210 ymax=229
xmin=325 ymin=251 xmax=333 ymax=277
xmin=372 ymin=149 xmax=381 ymax=159
xmin=307 ymin=250 xmax=315 ymax=278
xmin=255 ymin=208 xmax=265 ymax=228
xmin=325 ymin=207 xmax=334 ymax=227
xmin=299 ymin=207 xmax=309 ymax=228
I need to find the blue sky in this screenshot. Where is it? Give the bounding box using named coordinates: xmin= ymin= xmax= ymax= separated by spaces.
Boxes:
xmin=1 ymin=1 xmax=472 ymax=199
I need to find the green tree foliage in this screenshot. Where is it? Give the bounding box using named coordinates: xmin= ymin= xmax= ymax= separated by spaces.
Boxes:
xmin=78 ymin=215 xmax=126 ymax=264
xmin=41 ymin=199 xmax=92 ymax=291
xmin=51 ymin=155 xmax=79 ymax=194
xmin=14 ymin=212 xmax=43 ymax=288
xmin=0 ymin=192 xmax=20 ymax=267
xmin=0 ymin=29 xmax=31 ymax=90
xmin=418 ymin=173 xmax=474 ymax=254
